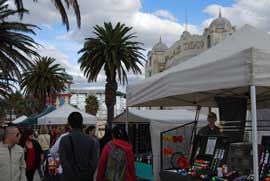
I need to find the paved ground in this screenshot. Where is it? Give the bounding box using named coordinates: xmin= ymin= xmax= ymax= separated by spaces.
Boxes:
xmin=34 ymin=172 xmax=41 ymax=181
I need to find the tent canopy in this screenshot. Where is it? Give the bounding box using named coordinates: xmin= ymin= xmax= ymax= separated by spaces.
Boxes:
xmin=17 ymin=106 xmax=55 ymax=126
xmin=38 ymin=104 xmax=97 ymax=125
xmin=127 ymin=25 xmax=270 ymax=108
xmin=13 ymin=115 xmax=27 ymax=124
xmin=113 ymin=109 xmax=207 ymax=125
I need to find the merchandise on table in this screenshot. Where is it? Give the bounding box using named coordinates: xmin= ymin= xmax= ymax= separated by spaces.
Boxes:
xmin=227 ymin=142 xmax=253 ymax=175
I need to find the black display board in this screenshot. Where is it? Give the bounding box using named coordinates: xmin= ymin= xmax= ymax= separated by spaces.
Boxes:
xmin=215 ymin=97 xmax=247 ymax=143
xmin=190 ymin=135 xmax=229 ymax=174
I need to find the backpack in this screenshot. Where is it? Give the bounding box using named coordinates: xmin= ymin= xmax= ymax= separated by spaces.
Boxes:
xmin=104 ymin=142 xmax=127 ymax=181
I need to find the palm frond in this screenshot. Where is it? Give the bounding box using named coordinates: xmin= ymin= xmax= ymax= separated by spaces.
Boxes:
xmin=13 ymin=0 xmax=80 ymax=31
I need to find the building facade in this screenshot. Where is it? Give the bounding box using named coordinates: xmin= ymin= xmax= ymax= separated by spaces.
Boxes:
xmin=70 ymin=89 xmax=126 ymax=121
xmin=145 ymin=11 xmax=236 ymax=78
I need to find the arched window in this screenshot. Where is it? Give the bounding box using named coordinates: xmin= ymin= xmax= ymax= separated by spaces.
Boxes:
xmin=207 ymin=35 xmax=211 ymax=48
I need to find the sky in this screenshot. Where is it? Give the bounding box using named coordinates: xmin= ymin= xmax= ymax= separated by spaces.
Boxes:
xmin=7 ymin=0 xmax=270 ymax=91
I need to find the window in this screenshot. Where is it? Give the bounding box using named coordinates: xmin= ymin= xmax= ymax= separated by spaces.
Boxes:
xmin=207 ymin=35 xmax=211 ymax=48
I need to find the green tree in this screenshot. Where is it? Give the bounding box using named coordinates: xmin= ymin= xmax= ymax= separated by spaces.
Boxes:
xmin=21 ymin=56 xmax=70 ymax=111
xmin=85 ymin=95 xmax=99 ymax=115
xmin=0 ymin=73 xmax=13 ymax=102
xmin=78 ymin=22 xmax=144 ymax=128
xmin=0 ymin=0 xmax=39 ymax=79
xmin=13 ymin=0 xmax=80 ymax=31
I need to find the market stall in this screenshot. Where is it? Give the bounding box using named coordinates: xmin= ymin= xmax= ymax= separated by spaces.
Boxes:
xmin=113 ymin=109 xmax=207 ymax=180
xmin=127 ymin=25 xmax=270 ymax=181
xmin=13 ymin=115 xmax=27 ymax=124
xmin=38 ymin=104 xmax=97 ymax=125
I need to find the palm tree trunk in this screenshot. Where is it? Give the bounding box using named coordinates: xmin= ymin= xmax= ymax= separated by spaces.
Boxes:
xmin=105 ymin=80 xmax=117 ymax=129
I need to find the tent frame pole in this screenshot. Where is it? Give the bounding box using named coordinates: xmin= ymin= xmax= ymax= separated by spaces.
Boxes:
xmin=250 ymin=85 xmax=259 ymax=181
xmin=125 ymin=107 xmax=129 ymax=134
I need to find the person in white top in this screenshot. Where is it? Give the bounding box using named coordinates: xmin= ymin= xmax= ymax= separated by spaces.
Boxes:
xmin=49 ymin=125 xmax=71 ymax=174
xmin=0 ymin=126 xmax=27 ymax=181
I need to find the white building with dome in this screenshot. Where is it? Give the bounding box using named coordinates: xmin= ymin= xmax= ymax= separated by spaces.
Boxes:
xmin=145 ymin=10 xmax=236 ymax=78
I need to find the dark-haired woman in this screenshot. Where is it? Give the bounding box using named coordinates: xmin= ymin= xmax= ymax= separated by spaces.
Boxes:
xmin=96 ymin=126 xmax=136 ymax=181
xmin=20 ymin=129 xmax=43 ymax=181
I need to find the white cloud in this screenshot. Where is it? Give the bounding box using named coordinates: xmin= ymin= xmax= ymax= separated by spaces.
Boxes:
xmin=12 ymin=0 xmax=270 ymax=91
xmin=203 ymin=0 xmax=270 ymax=31
xmin=31 ymin=0 xmax=200 ymax=49
xmin=37 ymin=44 xmax=72 ymax=69
xmin=153 ymin=9 xmax=177 ymax=22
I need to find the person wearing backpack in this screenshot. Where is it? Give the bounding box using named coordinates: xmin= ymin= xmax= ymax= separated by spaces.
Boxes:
xmin=96 ymin=126 xmax=136 ymax=181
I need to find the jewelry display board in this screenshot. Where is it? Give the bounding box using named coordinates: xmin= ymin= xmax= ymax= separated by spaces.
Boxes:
xmin=160 ymin=121 xmax=196 ymax=170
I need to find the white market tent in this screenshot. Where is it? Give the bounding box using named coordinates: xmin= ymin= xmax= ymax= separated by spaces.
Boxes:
xmin=38 ymin=104 xmax=97 ymax=125
xmin=13 ymin=115 xmax=27 ymax=124
xmin=127 ymin=25 xmax=270 ymax=180
xmin=114 ymin=109 xmax=208 ymax=181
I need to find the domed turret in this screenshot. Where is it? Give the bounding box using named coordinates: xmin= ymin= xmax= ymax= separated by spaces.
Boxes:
xmin=152 ymin=37 xmax=168 ymax=52
xmin=180 ymin=31 xmax=191 ymax=40
xmin=209 ymin=9 xmax=232 ymax=32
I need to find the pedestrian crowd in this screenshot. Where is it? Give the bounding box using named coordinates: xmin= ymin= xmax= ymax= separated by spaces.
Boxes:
xmin=0 ymin=111 xmax=136 ymax=181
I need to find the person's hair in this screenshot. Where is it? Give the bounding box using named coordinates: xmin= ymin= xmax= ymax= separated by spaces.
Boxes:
xmin=208 ymin=112 xmax=217 ymax=120
xmin=19 ymin=129 xmax=34 ymax=146
xmin=40 ymin=125 xmax=49 ymax=134
xmin=64 ymin=124 xmax=71 ymax=133
xmin=112 ymin=126 xmax=128 ymax=142
xmin=85 ymin=125 xmax=96 ymax=135
xmin=68 ymin=112 xmax=83 ymax=129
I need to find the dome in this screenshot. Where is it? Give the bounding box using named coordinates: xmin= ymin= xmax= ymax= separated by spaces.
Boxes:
xmin=180 ymin=31 xmax=191 ymax=40
xmin=209 ymin=10 xmax=232 ymax=31
xmin=152 ymin=37 xmax=168 ymax=52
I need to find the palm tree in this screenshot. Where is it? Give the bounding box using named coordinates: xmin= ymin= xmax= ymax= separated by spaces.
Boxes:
xmin=85 ymin=95 xmax=99 ymax=115
xmin=13 ymin=0 xmax=80 ymax=31
xmin=0 ymin=0 xmax=39 ymax=79
xmin=21 ymin=56 xmax=70 ymax=111
xmin=0 ymin=73 xmax=13 ymax=103
xmin=78 ymin=22 xmax=145 ymax=128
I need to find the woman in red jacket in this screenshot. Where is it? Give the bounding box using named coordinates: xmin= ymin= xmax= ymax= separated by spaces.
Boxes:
xmin=96 ymin=126 xmax=136 ymax=181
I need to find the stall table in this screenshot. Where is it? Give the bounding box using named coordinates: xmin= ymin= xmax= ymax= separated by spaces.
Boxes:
xmin=135 ymin=162 xmax=153 ymax=181
xmin=160 ymin=170 xmax=201 ymax=181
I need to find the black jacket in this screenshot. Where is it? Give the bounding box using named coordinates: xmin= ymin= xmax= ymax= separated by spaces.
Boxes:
xmin=59 ymin=130 xmax=98 ymax=181
xmin=22 ymin=140 xmax=43 ymax=170
xmin=197 ymin=125 xmax=221 ymax=136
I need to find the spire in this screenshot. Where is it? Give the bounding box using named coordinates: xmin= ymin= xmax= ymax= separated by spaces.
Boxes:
xmin=219 ymin=8 xmax=222 ymax=18
xmin=159 ymin=36 xmax=162 ymax=43
xmin=185 ymin=8 xmax=188 ymax=31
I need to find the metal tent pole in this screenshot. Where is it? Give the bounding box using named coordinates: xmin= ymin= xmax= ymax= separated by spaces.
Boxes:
xmin=250 ymin=85 xmax=259 ymax=181
xmin=125 ymin=107 xmax=129 ymax=134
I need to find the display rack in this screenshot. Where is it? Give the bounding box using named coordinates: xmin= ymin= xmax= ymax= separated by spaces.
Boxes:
xmin=190 ymin=136 xmax=229 ymax=176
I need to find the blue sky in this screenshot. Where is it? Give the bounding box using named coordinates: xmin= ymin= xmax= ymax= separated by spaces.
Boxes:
xmin=10 ymin=0 xmax=270 ymax=90
xmin=141 ymin=0 xmax=235 ymax=24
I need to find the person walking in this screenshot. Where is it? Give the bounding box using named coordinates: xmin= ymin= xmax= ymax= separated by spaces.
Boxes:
xmin=85 ymin=125 xmax=100 ymax=157
xmin=20 ymin=129 xmax=43 ymax=181
xmin=96 ymin=126 xmax=136 ymax=181
xmin=38 ymin=125 xmax=51 ymax=159
xmin=59 ymin=112 xmax=98 ymax=181
xmin=37 ymin=125 xmax=51 ymax=179
xmin=0 ymin=125 xmax=27 ymax=181
xmin=99 ymin=127 xmax=112 ymax=155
